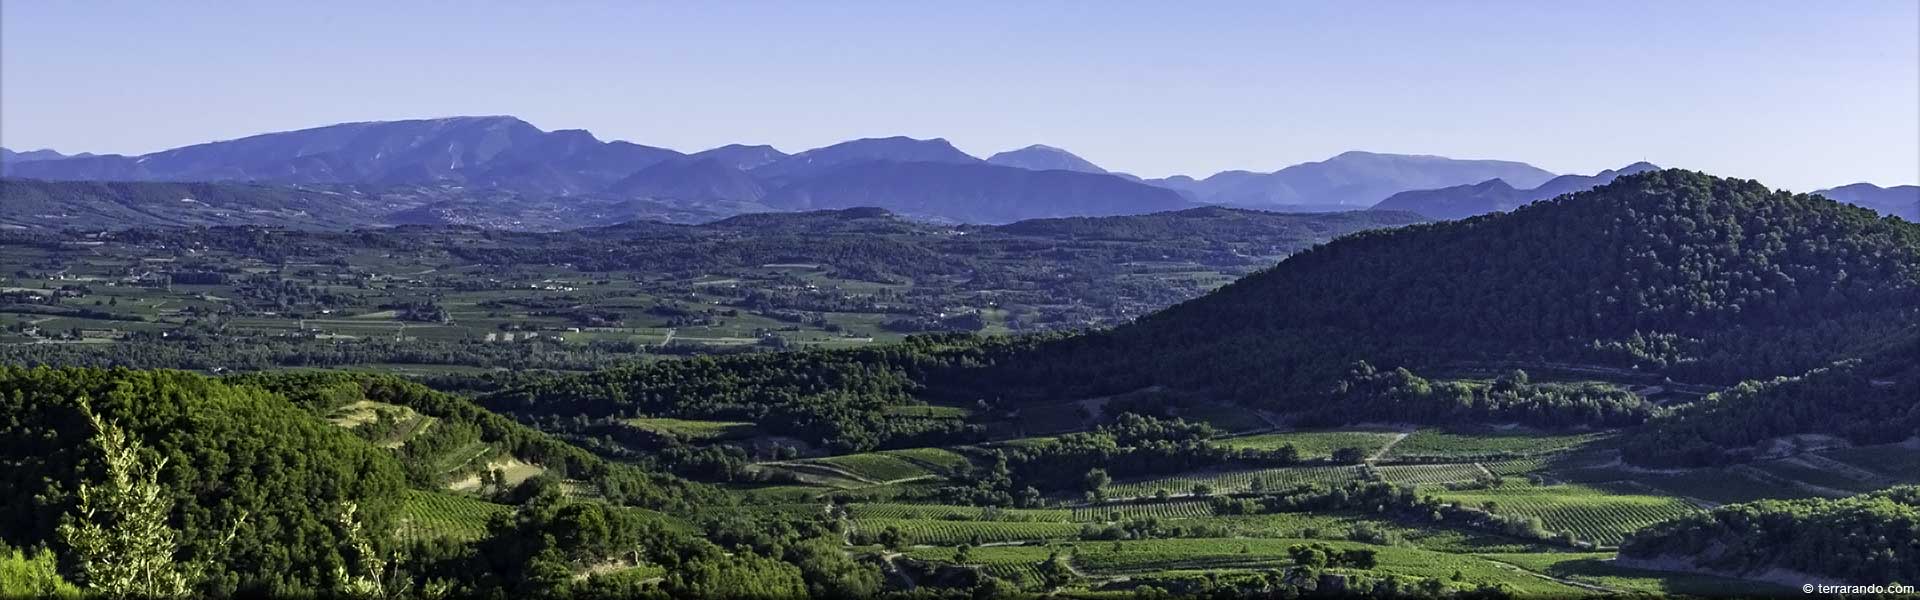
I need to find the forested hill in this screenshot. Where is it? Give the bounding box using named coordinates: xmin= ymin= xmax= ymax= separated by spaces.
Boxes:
xmin=1076 ymin=169 xmax=1920 ymax=403
xmin=1619 ymin=486 xmax=1920 ymax=585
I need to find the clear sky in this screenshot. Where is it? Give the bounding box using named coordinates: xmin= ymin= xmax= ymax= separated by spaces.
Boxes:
xmin=3 ymin=1 xmax=1915 ymax=191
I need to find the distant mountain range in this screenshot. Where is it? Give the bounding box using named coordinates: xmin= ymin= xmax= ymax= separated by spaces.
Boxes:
xmin=1814 ymin=183 xmax=1920 ymax=221
xmin=0 ymin=148 xmax=92 ymax=162
xmin=1371 ymin=162 xmax=1661 ymax=220
xmin=3 ymin=116 xmax=1912 ymax=227
xmin=1145 ymin=151 xmax=1558 ymax=208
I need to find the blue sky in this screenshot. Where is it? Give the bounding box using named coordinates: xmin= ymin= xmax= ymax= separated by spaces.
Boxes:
xmin=3 ymin=1 xmax=1915 ymax=190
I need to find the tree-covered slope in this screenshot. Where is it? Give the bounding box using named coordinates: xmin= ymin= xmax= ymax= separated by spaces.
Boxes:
xmin=1098 ymin=170 xmax=1920 ymax=403
xmin=1622 ymin=334 xmax=1920 ymax=466
xmin=0 ymin=367 xmax=408 ymax=595
xmin=1619 ymin=486 xmax=1920 ymax=585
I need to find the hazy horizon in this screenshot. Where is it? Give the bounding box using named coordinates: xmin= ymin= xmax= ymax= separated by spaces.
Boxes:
xmin=3 ymin=1 xmax=1916 ymax=190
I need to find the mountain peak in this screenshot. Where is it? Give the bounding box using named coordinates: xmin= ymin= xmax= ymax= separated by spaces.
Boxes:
xmin=750 ymin=136 xmax=979 ymax=180
xmin=986 ymin=144 xmax=1108 ymax=174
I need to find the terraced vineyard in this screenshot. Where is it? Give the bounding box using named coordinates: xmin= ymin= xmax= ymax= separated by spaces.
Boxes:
xmin=396 ymin=490 xmax=509 ymax=543
xmin=853 ymin=518 xmax=1082 ymax=545
xmin=1106 ymin=465 xmax=1365 ymax=498
xmin=1434 ymin=483 xmax=1699 ymax=546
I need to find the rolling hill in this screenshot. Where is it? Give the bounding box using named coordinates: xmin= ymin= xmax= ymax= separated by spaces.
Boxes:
xmin=1042 ymin=169 xmax=1920 ymax=417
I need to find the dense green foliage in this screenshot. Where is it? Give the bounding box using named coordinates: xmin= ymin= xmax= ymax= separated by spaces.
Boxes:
xmin=0 ymin=367 xmax=407 ymax=595
xmin=1305 ymin=364 xmax=1656 ymax=429
xmin=1620 ymin=486 xmax=1920 ymax=584
xmin=1623 ymin=336 xmax=1920 ymax=466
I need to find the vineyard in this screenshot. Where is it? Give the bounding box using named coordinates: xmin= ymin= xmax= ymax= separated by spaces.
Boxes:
xmin=849 ymin=503 xmax=1072 ymax=522
xmin=1484 ymin=457 xmax=1547 ymax=477
xmin=853 ymin=518 xmax=1082 ymax=545
xmin=620 ymin=417 xmax=756 ymax=440
xmin=1625 ymin=468 xmax=1819 ymax=505
xmin=903 ymin=545 xmax=1055 ymax=586
xmin=1385 ymin=429 xmax=1610 ymax=460
xmin=1433 ymin=483 xmax=1699 ymax=546
xmin=805 ymin=453 xmax=935 ymax=482
xmin=878 ymin=447 xmax=976 ymax=474
xmin=396 ymin=490 xmax=509 ymax=543
xmin=1748 ymin=459 xmax=1880 ymax=494
xmin=1219 ymin=429 xmax=1403 ymax=459
xmin=1375 ymin=463 xmax=1488 ymax=486
xmin=1072 ymin=500 xmax=1216 ymax=521
xmin=1105 ymin=465 xmax=1366 ymax=498
xmin=1821 ymin=444 xmax=1920 ymax=482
